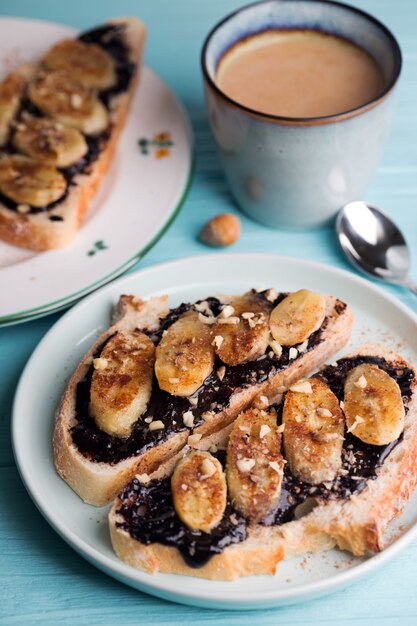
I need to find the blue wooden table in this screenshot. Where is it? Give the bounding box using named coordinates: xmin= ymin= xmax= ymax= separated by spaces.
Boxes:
xmin=1 ymin=1 xmax=416 ymax=624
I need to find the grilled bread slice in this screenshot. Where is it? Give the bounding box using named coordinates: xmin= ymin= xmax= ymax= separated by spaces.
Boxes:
xmin=109 ymin=343 xmax=417 ymax=580
xmin=0 ymin=17 xmax=145 ymax=250
xmin=53 ymin=288 xmax=353 ymax=506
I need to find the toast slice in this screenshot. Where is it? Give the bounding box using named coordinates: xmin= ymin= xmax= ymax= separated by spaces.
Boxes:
xmin=53 ymin=288 xmax=353 ymax=505
xmin=109 ymin=343 xmax=417 ymax=580
xmin=0 ymin=17 xmax=146 ymax=250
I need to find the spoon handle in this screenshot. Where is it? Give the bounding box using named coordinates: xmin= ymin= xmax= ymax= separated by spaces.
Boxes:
xmin=400 ymin=276 xmax=417 ymax=296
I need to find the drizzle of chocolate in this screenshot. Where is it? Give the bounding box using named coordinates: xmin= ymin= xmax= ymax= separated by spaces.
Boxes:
xmin=71 ymin=292 xmax=325 ymax=464
xmin=2 ymin=24 xmax=135 ymax=215
xmin=116 ymin=452 xmax=247 ymax=568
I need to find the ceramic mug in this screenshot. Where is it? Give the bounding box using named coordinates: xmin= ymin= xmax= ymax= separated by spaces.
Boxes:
xmin=201 ymin=0 xmax=402 ymax=229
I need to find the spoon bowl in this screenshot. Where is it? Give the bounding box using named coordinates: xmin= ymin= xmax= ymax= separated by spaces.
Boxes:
xmin=336 ymin=201 xmax=417 ymax=295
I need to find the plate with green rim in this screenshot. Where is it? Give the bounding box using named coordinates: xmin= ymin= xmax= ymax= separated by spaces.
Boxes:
xmin=0 ymin=17 xmax=193 ymax=323
xmin=12 ymin=253 xmax=417 ymax=610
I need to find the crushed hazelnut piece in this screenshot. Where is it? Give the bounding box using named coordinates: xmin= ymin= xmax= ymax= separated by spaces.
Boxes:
xmin=297 ymin=340 xmax=309 ymax=353
xmin=277 ymin=424 xmax=285 ymax=433
xmin=220 ymin=304 xmax=235 ymax=318
xmin=259 ymin=424 xmax=271 ymax=439
xmin=241 ymin=311 xmax=255 ymax=319
xmin=289 ymin=380 xmax=312 ymax=394
xmin=198 ymin=312 xmax=216 ymax=325
xmin=269 ymin=339 xmax=282 ymax=357
xmin=70 ymin=93 xmax=82 ymax=109
xmin=355 ymin=375 xmax=368 ymax=389
xmin=183 ymin=411 xmax=194 ymax=428
xmin=218 ymin=316 xmax=240 ymax=325
xmin=201 ymin=458 xmax=216 ymax=479
xmin=188 ymin=433 xmax=202 ymax=447
xmin=217 ymin=366 xmax=226 ymax=381
xmin=347 ymin=415 xmax=364 ymax=433
xmin=317 ymin=407 xmax=332 ymax=418
xmin=266 ymin=288 xmax=278 ymax=302
xmin=144 ymin=416 xmax=153 ymax=424
xmin=289 ymin=347 xmax=298 ymax=360
xmin=212 ymin=335 xmax=224 ymax=349
xmin=149 ymin=420 xmax=165 ymax=431
xmin=202 ymin=410 xmax=214 ymax=421
xmin=189 ymin=397 xmax=198 ymax=407
xmin=137 ymin=473 xmax=150 ymax=484
xmin=168 ymin=377 xmax=180 ymax=384
xmin=236 ymin=458 xmax=255 ymax=473
xmin=17 ymin=203 xmax=30 ymax=214
xmin=269 ymin=461 xmax=281 ymax=473
xmin=93 ymin=357 xmax=108 ymax=371
xmin=181 ymin=483 xmax=188 ymax=491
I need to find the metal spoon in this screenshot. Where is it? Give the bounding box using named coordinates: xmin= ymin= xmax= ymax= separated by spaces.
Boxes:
xmin=336 ymin=201 xmax=417 ymax=296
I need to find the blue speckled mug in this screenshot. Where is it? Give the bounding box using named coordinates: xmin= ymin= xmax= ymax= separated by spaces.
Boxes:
xmin=201 ymin=0 xmax=401 ymax=229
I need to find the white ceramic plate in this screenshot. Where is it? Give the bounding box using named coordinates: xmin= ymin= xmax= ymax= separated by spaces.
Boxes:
xmin=12 ymin=254 xmax=417 ymax=610
xmin=0 ymin=17 xmax=193 ymax=323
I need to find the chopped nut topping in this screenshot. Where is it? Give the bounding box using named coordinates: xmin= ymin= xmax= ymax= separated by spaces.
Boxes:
xmin=347 ymin=415 xmax=364 ymax=433
xmin=198 ymin=312 xmax=216 ymax=325
xmin=17 ymin=203 xmax=30 ymax=214
xmin=229 ymin=513 xmax=238 ymax=525
xmin=183 ymin=410 xmax=194 ymax=428
xmin=168 ymin=377 xmax=180 ymax=384
xmin=236 ymin=458 xmax=256 ymax=473
xmin=209 ymin=444 xmax=218 ymax=453
xmin=149 ymin=420 xmax=165 ymax=431
xmin=259 ymin=424 xmax=271 ymax=439
xmin=265 ymin=288 xmax=278 ymax=302
xmin=269 ymin=339 xmax=282 ymax=357
xmin=189 ymin=397 xmax=198 ymax=407
xmin=269 ymin=461 xmax=281 ymax=473
xmin=93 ymin=357 xmax=108 ymax=371
xmin=317 ymin=406 xmax=332 ymax=418
xmin=340 ymin=400 xmax=345 ymax=410
xmin=217 ymin=316 xmax=240 ymax=325
xmin=297 ymin=340 xmax=309 ymax=353
xmin=289 ymin=380 xmax=312 ymax=394
xmin=181 ymin=483 xmax=188 ymax=490
xmin=277 ymin=423 xmax=285 ymax=433
xmin=137 ymin=473 xmax=150 ymax=484
xmin=201 ymin=410 xmax=214 ymax=421
xmin=212 ymin=335 xmax=224 ymax=349
xmin=201 ymin=458 xmax=216 ymax=479
xmin=144 ymin=416 xmax=153 ymax=424
xmin=259 ymin=395 xmax=269 ymax=406
xmin=70 ymin=93 xmax=82 ymax=109
xmin=195 ymin=301 xmax=212 ymax=316
xmin=239 ymin=425 xmax=250 ymax=432
xmin=188 ymin=433 xmax=202 ymax=447
xmin=217 ymin=366 xmax=226 ymax=381
xmin=220 ymin=304 xmax=235 ymax=318
xmin=355 ymin=375 xmax=368 ymax=389
xmin=241 ymin=311 xmax=255 ymax=319
xmin=289 ymin=347 xmax=298 ymax=360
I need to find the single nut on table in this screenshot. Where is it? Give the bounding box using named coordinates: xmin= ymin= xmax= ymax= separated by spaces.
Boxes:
xmin=171 ymin=451 xmax=227 ymax=532
xmin=199 ymin=213 xmax=240 ymax=247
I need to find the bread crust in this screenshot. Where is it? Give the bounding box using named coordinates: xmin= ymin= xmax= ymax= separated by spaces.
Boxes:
xmin=109 ymin=343 xmax=417 ymax=580
xmin=53 ymin=292 xmax=353 ymax=506
xmin=0 ymin=17 xmax=146 ymax=250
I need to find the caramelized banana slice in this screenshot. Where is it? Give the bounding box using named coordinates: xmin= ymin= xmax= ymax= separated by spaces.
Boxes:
xmin=211 ymin=293 xmax=271 ymax=366
xmin=171 ymin=451 xmax=227 ymax=532
xmin=89 ymin=331 xmax=155 ymax=437
xmin=0 ymin=64 xmax=37 ymax=146
xmin=155 ymin=310 xmax=215 ymax=396
xmin=0 ymin=154 xmax=66 ymax=207
xmin=283 ymin=378 xmax=344 ymax=484
xmin=270 ymin=289 xmax=326 ymax=346
xmin=344 ymin=363 xmax=404 ymax=445
xmin=28 ymin=71 xmax=108 ymax=136
xmin=13 ymin=115 xmax=88 ymax=168
xmin=226 ymin=407 xmax=283 ymax=522
xmin=43 ymin=39 xmax=116 ymax=90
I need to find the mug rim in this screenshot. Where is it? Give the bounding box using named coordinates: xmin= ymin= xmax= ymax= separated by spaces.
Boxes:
xmin=200 ymin=0 xmax=402 ymax=126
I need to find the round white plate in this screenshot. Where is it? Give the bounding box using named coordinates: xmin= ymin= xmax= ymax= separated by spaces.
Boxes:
xmin=12 ymin=254 xmax=417 ymax=610
xmin=0 ymin=17 xmax=193 ymax=323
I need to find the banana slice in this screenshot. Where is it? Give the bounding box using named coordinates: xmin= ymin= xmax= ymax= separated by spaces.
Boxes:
xmin=28 ymin=71 xmax=108 ymax=136
xmin=211 ymin=293 xmax=271 ymax=366
xmin=226 ymin=407 xmax=283 ymax=522
xmin=89 ymin=330 xmax=155 ymax=437
xmin=283 ymin=378 xmax=344 ymax=484
xmin=171 ymin=451 xmax=227 ymax=532
xmin=12 ymin=115 xmax=88 ymax=168
xmin=155 ymin=310 xmax=215 ymax=396
xmin=0 ymin=154 xmax=66 ymax=207
xmin=0 ymin=72 xmax=26 ymax=146
xmin=270 ymin=289 xmax=326 ymax=346
xmin=343 ymin=363 xmax=404 ymax=445
xmin=43 ymin=39 xmax=116 ymax=90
